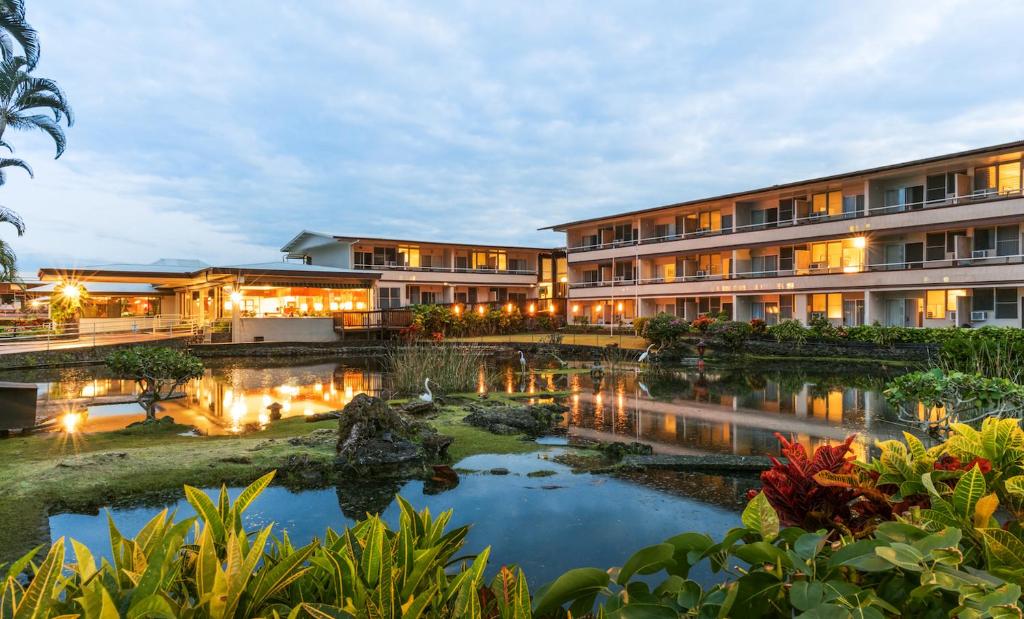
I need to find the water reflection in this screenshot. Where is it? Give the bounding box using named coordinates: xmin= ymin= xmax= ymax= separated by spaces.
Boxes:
xmin=553 ymin=366 xmax=919 ymax=458
xmin=15 ymin=359 xmax=384 ymax=434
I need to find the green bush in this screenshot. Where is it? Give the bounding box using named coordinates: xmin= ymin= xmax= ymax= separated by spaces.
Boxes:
xmin=767 ymin=319 xmax=808 ymax=347
xmin=642 ymin=311 xmax=690 ymax=348
xmin=708 ymin=320 xmax=752 ymax=351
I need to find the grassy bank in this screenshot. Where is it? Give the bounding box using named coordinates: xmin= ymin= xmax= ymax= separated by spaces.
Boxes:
xmin=0 ymin=403 xmax=545 ymax=560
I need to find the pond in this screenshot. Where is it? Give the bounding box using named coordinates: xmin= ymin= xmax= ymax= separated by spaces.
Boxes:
xmin=0 ymin=356 xmax=926 ymax=583
xmin=48 ymin=450 xmax=755 ymax=586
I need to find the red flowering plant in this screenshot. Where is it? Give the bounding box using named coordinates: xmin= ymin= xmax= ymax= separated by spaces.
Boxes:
xmin=690 ymin=314 xmax=715 ymax=333
xmin=753 ymin=433 xmax=892 ymax=537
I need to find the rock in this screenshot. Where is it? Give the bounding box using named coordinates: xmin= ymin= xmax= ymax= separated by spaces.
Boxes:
xmin=489 ymin=467 xmax=510 ymax=475
xmin=424 ymin=464 xmax=460 ymax=495
xmin=400 ymin=400 xmax=436 ymax=416
xmin=287 ymin=428 xmax=336 ymax=447
xmin=526 ymin=469 xmax=557 ymax=478
xmin=335 ymin=393 xmax=453 ymax=477
xmin=599 ymin=441 xmax=654 ymax=461
xmin=219 ymin=455 xmax=252 ymax=464
xmin=305 ymin=410 xmax=343 ymax=422
xmin=463 ymin=401 xmax=562 ymax=436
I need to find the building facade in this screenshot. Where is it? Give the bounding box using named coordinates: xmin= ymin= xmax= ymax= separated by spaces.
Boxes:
xmin=547 ymin=141 xmax=1024 ymax=329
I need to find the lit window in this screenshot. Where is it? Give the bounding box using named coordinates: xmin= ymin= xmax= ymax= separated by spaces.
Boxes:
xmin=926 ymin=290 xmax=946 ymax=319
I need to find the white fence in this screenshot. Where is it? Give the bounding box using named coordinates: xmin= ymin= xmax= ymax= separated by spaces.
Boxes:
xmin=0 ymin=314 xmax=199 ymax=349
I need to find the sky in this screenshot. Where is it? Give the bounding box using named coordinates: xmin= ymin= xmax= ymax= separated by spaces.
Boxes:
xmin=6 ymin=0 xmax=1024 ymax=271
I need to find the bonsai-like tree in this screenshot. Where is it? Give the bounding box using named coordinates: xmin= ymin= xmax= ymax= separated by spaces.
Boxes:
xmin=106 ymin=346 xmax=204 ymax=421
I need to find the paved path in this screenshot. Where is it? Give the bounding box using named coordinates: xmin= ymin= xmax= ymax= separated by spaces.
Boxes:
xmin=0 ymin=332 xmax=184 ymax=355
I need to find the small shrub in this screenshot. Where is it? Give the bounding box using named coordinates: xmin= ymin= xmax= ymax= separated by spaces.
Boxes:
xmin=748 ymin=318 xmax=767 ymax=336
xmin=642 ymin=312 xmax=689 ymax=348
xmin=767 ymin=319 xmax=808 ymax=347
xmin=690 ymin=314 xmax=715 ymax=333
xmin=708 ymin=320 xmax=752 ymax=351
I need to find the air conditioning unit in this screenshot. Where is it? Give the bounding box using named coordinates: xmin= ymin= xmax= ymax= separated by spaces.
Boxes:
xmin=694 ymin=270 xmax=707 ymax=278
xmin=970 ymin=310 xmax=988 ymax=322
xmin=946 ymin=311 xmax=957 ymax=321
xmin=972 ymin=249 xmax=990 ymax=259
xmin=809 ymin=262 xmax=824 ymax=271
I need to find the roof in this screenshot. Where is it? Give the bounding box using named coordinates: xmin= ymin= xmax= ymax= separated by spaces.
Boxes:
xmin=541 ymin=139 xmax=1024 ymax=231
xmin=206 ymin=262 xmax=380 ymax=279
xmin=30 ymin=282 xmax=171 ymax=296
xmin=281 ymin=229 xmax=551 ymax=253
xmin=38 ymin=259 xmax=380 ymax=283
xmin=37 ymin=259 xmax=207 ymax=279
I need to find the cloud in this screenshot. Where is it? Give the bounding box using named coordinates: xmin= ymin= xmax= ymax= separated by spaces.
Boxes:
xmin=7 ymin=0 xmax=1024 ymax=270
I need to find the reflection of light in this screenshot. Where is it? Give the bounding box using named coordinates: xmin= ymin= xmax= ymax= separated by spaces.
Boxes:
xmin=330 ymin=302 xmax=339 ymax=311
xmin=230 ymin=399 xmax=247 ymax=423
xmin=304 ymin=404 xmax=314 ymax=416
xmin=506 ymin=302 xmax=513 ymax=313
xmin=223 ymin=389 xmax=234 ymax=407
xmin=262 ymin=394 xmax=272 ymax=407
xmin=300 ymin=303 xmax=309 ymax=312
xmin=314 ymin=383 xmax=323 ymax=392
xmin=61 ymin=412 xmax=83 ymax=433
xmin=594 ymin=304 xmax=602 ymax=313
xmin=356 ymin=301 xmax=366 ymax=309
xmin=314 ymin=302 xmax=324 ymax=312
xmin=81 ymin=384 xmax=95 ymax=398
xmin=258 ymin=412 xmax=270 ymax=426
xmin=345 ymin=385 xmax=354 ymax=400
xmin=282 ymin=400 xmax=292 ymax=413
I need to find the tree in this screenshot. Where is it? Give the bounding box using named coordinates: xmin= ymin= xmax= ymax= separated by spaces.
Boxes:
xmin=0 ymin=1 xmax=38 ymax=69
xmin=48 ymin=280 xmax=85 ymax=326
xmin=0 ymin=203 xmax=21 ymax=280
xmin=106 ymin=347 xmax=205 ymax=421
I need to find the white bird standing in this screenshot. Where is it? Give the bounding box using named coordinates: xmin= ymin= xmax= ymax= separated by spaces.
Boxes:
xmin=517 ymin=350 xmax=527 ymax=373
xmin=419 ymin=378 xmax=433 ymax=403
xmin=638 ymin=344 xmax=657 ymax=364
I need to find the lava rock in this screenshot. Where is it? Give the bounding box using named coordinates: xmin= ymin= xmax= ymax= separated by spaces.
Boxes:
xmin=489 ymin=467 xmax=510 ymax=475
xmin=463 ymin=401 xmax=563 ymax=436
xmin=399 ymin=400 xmax=437 ymax=416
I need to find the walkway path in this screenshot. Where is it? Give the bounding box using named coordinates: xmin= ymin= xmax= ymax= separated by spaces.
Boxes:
xmin=0 ymin=331 xmax=184 ymax=355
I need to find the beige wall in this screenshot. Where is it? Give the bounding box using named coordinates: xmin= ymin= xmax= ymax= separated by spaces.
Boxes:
xmin=233 ymin=317 xmax=338 ymax=343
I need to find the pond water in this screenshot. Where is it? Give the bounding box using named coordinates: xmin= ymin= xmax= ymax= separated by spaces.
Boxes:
xmin=48 ymin=450 xmax=755 ymax=586
xmin=1 ymin=356 xmax=928 ymax=583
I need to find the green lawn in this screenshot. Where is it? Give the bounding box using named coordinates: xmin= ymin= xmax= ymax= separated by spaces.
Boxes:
xmin=451 ymin=332 xmax=648 ymax=350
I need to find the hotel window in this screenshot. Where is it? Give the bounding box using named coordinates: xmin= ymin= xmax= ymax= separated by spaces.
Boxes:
xmin=421 ymin=254 xmax=434 ymax=269
xmin=455 ymin=255 xmax=469 ymax=270
xmin=697 ymin=296 xmax=722 ymax=316
xmin=884 ymin=185 xmax=924 ymax=210
xmin=996 ymin=225 xmax=1019 ymax=257
xmin=508 ymin=258 xmax=528 ymax=272
xmin=946 ymin=230 xmax=967 ymax=253
xmin=583 ymin=270 xmax=600 ymax=283
xmin=926 ymin=233 xmax=946 ymax=262
xmin=697 ymin=253 xmax=722 ymax=275
xmin=978 ymin=161 xmax=1022 ymax=195
xmin=750 ymin=208 xmax=778 ymax=229
xmin=613 ymin=223 xmax=634 ymax=243
xmin=508 ymin=292 xmax=527 ymax=305
xmin=454 ymin=292 xmax=468 ymax=304
xmin=614 ymin=261 xmax=636 ymax=281
xmin=407 ymin=286 xmax=421 ymax=304
xmin=974 ymin=228 xmax=995 ymax=253
xmin=810 ymin=241 xmax=842 ymax=269
xmin=996 ymin=288 xmax=1018 ymax=319
xmin=654 ymin=223 xmax=670 ymax=239
xmin=420 ymin=291 xmax=437 ymax=304
xmin=540 ymin=257 xmax=552 ymax=281
xmin=378 ymin=287 xmax=400 ymax=309
xmin=373 ymin=247 xmax=398 ymax=266
xmin=355 ymin=251 xmax=373 ymax=268
xmin=811 ymin=191 xmax=842 ymax=216
xmin=751 ymin=254 xmax=777 ymax=276
xmin=842 ymin=194 xmax=865 ymax=217
xmin=973 ymin=288 xmax=994 ymax=313
xmin=810 ymin=293 xmax=842 ymax=319
xmin=683 ymin=210 xmax=722 ymax=234
xmin=779 ymin=294 xmax=794 ymax=320
xmin=778 ymin=198 xmax=795 ymax=222
xmin=397 ymin=245 xmax=420 ymax=268
xmin=926 ymin=290 xmax=947 ymax=319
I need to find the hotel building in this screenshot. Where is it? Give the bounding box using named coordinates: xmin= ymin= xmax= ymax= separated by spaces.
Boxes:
xmin=37 ymin=232 xmax=566 ymax=342
xmin=547 ymin=141 xmax=1024 ymax=329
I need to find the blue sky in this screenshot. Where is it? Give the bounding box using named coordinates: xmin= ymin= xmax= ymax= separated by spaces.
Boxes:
xmin=8 ymin=0 xmax=1024 ymax=270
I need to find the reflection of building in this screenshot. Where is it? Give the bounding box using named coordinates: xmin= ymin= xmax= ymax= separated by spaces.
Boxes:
xmin=547 ymin=141 xmax=1024 ymax=328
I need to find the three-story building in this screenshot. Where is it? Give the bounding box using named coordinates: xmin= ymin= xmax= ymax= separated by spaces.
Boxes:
xmin=546 ymin=141 xmax=1024 ymax=328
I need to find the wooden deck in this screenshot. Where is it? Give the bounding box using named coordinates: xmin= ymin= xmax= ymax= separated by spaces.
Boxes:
xmin=333 ymin=308 xmax=413 ymax=337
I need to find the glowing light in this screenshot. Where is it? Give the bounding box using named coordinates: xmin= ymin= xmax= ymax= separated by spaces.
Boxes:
xmin=453 ymin=304 xmax=461 ymax=315
xmin=262 ymin=394 xmax=272 ymax=407
xmin=571 ymin=304 xmax=579 ymax=314
xmin=594 ymin=304 xmax=603 ymax=313
xmin=300 ymin=303 xmax=309 ymax=312
xmin=258 ymin=412 xmax=270 ymax=426
xmin=477 ymin=305 xmax=485 ymax=315
xmin=59 ymin=283 xmax=81 ymax=301
xmin=223 ymin=301 xmax=232 ymax=310
xmin=81 ymin=384 xmax=95 ymax=398
xmin=549 ymin=304 xmax=556 ymax=314
xmin=852 ymin=236 xmax=867 ymax=249
xmin=303 ymin=404 xmax=314 ymax=416
xmin=229 ymin=291 xmax=243 ymax=305
xmin=313 ymin=302 xmax=324 ymax=312
xmin=281 ymin=400 xmax=292 ymax=413
xmin=616 ymin=302 xmax=623 ymax=312
xmin=61 ymin=411 xmax=83 ymax=433
xmin=342 ymin=301 xmax=353 ymax=310
xmin=355 ymin=301 xmax=366 ymax=309
xmin=284 ymin=296 xmax=295 ymax=303
xmin=329 ymin=301 xmax=339 ymax=311
xmin=528 ymin=303 xmax=535 ymax=315
xmin=559 ymin=276 xmax=568 ymax=283
xmin=314 ymin=382 xmax=323 ymax=392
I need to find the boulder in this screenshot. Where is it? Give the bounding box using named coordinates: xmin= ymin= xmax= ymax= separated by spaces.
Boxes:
xmin=335 ymin=393 xmax=453 ymax=477
xmin=399 ymin=400 xmax=437 ymax=416
xmin=463 ymin=401 xmax=564 ymax=436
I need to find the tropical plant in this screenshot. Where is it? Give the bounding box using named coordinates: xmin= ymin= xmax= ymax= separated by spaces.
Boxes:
xmin=0 ymin=203 xmax=20 ymax=280
xmin=105 ymin=346 xmax=204 ymax=420
xmin=767 ymin=319 xmax=808 ymax=347
xmin=0 ymin=1 xmax=38 ymax=69
xmin=641 ymin=311 xmax=690 ymax=348
xmin=708 ymin=319 xmax=753 ymax=351
xmin=884 ymin=368 xmax=1024 ymax=429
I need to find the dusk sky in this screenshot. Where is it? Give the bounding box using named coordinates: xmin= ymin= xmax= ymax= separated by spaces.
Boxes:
xmin=8 ymin=0 xmax=1024 ymax=271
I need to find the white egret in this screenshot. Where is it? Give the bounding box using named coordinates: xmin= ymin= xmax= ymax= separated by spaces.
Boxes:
xmin=517 ymin=350 xmax=527 ymax=373
xmin=419 ymin=378 xmax=433 ymax=403
xmin=638 ymin=344 xmax=657 ymax=364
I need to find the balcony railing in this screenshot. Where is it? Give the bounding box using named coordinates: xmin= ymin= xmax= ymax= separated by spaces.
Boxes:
xmin=353 ymin=262 xmax=537 ymax=275
xmin=567 ymin=252 xmax=1024 ymax=288
xmin=567 ymin=186 xmax=1024 ymax=253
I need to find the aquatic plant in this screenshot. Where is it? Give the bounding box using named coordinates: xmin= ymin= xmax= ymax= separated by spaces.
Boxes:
xmin=386 ymin=343 xmax=493 ymax=395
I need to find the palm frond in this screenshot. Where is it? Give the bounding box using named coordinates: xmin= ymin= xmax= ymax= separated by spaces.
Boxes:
xmin=0 ymin=5 xmax=37 ymax=69
xmin=0 ymin=156 xmax=31 ymax=184
xmin=0 ymin=205 xmax=25 ymax=235
xmin=0 ymin=238 xmax=18 ymax=281
xmin=10 ymin=113 xmax=65 ymax=157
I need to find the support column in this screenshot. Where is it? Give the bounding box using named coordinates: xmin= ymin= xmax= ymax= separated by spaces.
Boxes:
xmin=863 ymin=290 xmax=873 ymax=326
xmin=794 ymin=294 xmax=809 ymax=325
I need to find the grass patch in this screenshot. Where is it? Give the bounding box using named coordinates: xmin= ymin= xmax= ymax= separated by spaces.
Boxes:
xmin=428 ymin=405 xmax=541 ymax=461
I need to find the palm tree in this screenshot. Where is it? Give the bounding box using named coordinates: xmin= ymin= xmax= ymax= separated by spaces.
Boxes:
xmin=0 ymin=1 xmax=37 ymax=69
xmin=0 ymin=204 xmax=23 ymax=281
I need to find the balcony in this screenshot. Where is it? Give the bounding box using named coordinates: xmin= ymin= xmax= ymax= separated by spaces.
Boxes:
xmin=566 ymin=187 xmax=1024 ymax=261
xmin=568 ymin=252 xmax=1024 ymax=297
xmin=353 ymin=262 xmax=537 ymax=276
